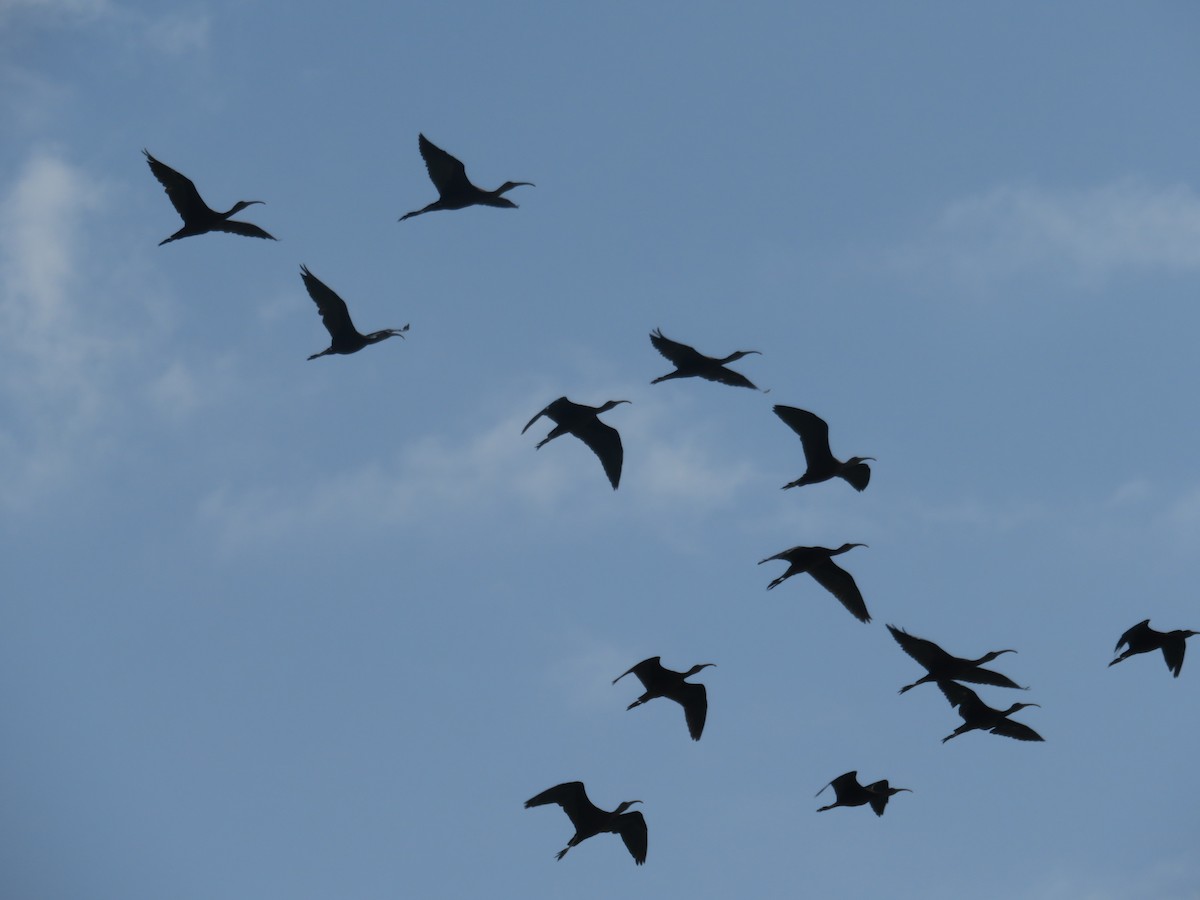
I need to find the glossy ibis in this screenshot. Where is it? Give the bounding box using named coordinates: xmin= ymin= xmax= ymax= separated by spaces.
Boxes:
xmin=522 ymin=397 xmax=629 ymax=489
xmin=938 ymin=681 xmax=1043 ymax=743
xmin=524 ymin=781 xmax=646 ymax=865
xmin=1109 ymin=619 xmax=1198 ymax=677
xmin=888 ymin=625 xmax=1026 ymax=694
xmin=399 ymin=134 xmax=533 ymax=221
xmin=758 ymin=543 xmax=870 ymax=623
xmin=613 ymin=657 xmax=715 ymax=741
xmin=649 ymin=329 xmax=764 ymax=391
xmin=144 ymin=150 xmax=276 ymax=245
xmin=773 ymin=405 xmax=873 ymax=491
xmin=301 ymin=266 xmax=409 ymax=360
xmin=816 ymin=771 xmax=911 ymax=816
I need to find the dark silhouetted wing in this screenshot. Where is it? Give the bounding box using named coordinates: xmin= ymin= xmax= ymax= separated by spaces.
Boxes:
xmin=616 ymin=811 xmax=647 ymax=865
xmin=816 ymin=771 xmax=860 ymax=800
xmin=614 ymin=657 xmax=665 ymax=689
xmin=1115 ymin=618 xmax=1150 ymax=652
xmin=1162 ymin=635 xmax=1187 ymax=677
xmin=650 ymin=329 xmax=704 ymax=367
xmin=887 ymin=625 xmax=953 ymax=671
xmin=706 ymin=367 xmax=760 ymax=390
xmin=809 ymin=559 xmax=870 ymax=623
xmin=937 ymin=680 xmax=981 ymax=711
xmin=300 ymin=266 xmax=358 ymax=340
xmin=990 ymin=719 xmax=1044 ymax=742
xmin=773 ymin=405 xmax=837 ymax=470
xmin=418 ymin=133 xmax=471 ymax=196
xmin=214 ymin=219 xmax=275 ymax=240
xmin=524 ymin=781 xmax=599 ymax=831
xmin=677 ymin=682 xmax=707 ymax=741
xmin=864 ymin=781 xmax=892 ymax=816
xmin=144 ymin=149 xmax=208 ymax=221
xmin=960 ymin=666 xmax=1025 ymax=690
xmin=575 ymin=418 xmax=623 ymax=489
xmin=841 ymin=462 xmax=871 ymax=491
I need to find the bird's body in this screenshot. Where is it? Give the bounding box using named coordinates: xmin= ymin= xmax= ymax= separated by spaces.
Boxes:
xmin=888 ymin=625 xmax=1025 ymax=694
xmin=938 ymin=681 xmax=1043 ymax=743
xmin=1109 ymin=619 xmax=1197 ymax=677
xmin=524 ymin=781 xmax=646 ymax=865
xmin=144 ymin=150 xmax=276 ymax=245
xmin=399 ymin=134 xmax=532 ymax=221
xmin=773 ymin=405 xmax=872 ymax=491
xmin=522 ymin=397 xmax=629 ymax=489
xmin=649 ymin=329 xmax=763 ymax=391
xmin=613 ymin=657 xmax=715 ymax=741
xmin=816 ymin=771 xmax=911 ymax=817
xmin=758 ymin=543 xmax=870 ymax=623
xmin=300 ymin=266 xmax=408 ymax=360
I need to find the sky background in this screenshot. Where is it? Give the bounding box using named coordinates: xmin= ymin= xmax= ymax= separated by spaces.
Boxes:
xmin=3 ymin=2 xmax=1200 ymax=898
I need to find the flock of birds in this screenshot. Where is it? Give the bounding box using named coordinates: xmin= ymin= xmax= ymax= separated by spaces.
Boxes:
xmin=145 ymin=137 xmax=1198 ymax=868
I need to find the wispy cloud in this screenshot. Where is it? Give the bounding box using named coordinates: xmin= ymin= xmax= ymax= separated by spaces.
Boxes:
xmin=895 ymin=179 xmax=1200 ymax=291
xmin=198 ymin=390 xmax=758 ymax=551
xmin=0 ymin=0 xmax=207 ymax=54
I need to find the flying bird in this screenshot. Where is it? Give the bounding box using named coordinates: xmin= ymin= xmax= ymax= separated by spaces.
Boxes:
xmin=938 ymin=681 xmax=1043 ymax=744
xmin=816 ymin=771 xmax=911 ymax=817
xmin=1109 ymin=619 xmax=1198 ymax=677
xmin=300 ymin=266 xmax=409 ymax=360
xmin=758 ymin=543 xmax=870 ymax=623
xmin=144 ymin=149 xmax=276 ymax=245
xmin=648 ymin=329 xmax=764 ymax=391
xmin=399 ymin=134 xmax=533 ymax=221
xmin=613 ymin=657 xmax=715 ymax=741
xmin=522 ymin=397 xmax=629 ymax=489
xmin=887 ymin=625 xmax=1026 ymax=694
xmin=524 ymin=781 xmax=647 ymax=865
xmin=773 ymin=405 xmax=873 ymax=491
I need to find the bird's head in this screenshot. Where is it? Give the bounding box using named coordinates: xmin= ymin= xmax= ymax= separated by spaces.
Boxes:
xmin=615 ymin=800 xmax=643 ymax=814
xmin=497 ymin=180 xmax=535 ymax=195
xmin=365 ymin=325 xmax=410 ymax=345
xmin=1005 ymin=702 xmax=1041 ymax=714
xmin=1179 ymin=630 xmax=1200 ymax=639
xmin=979 ymin=649 xmax=1018 ymax=663
xmin=836 ymin=542 xmax=868 ymax=553
xmin=727 ymin=350 xmax=762 ymax=361
xmin=598 ymin=400 xmax=631 ymax=413
xmin=848 ymin=456 xmax=876 ymax=465
xmin=686 ymin=663 xmax=717 ymax=677
xmin=231 ymin=200 xmax=265 ymax=213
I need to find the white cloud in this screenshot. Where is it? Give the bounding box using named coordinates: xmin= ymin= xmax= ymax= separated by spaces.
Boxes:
xmin=895 ymin=179 xmax=1200 ymax=290
xmin=198 ymin=391 xmax=760 ymax=551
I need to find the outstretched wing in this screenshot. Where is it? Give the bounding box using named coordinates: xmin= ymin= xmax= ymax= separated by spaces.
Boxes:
xmin=677 ymin=682 xmax=707 ymax=741
xmin=989 ymin=719 xmax=1044 ymax=742
xmin=705 ymin=366 xmax=760 ymax=391
xmin=214 ymin=219 xmax=276 ymax=241
xmin=809 ymin=559 xmax=870 ymax=623
xmin=816 ymin=771 xmax=859 ymax=799
xmin=1162 ymin=635 xmax=1187 ymax=677
xmin=144 ymin=149 xmax=208 ymax=221
xmin=574 ymin=418 xmax=624 ymax=490
xmin=524 ymin=781 xmax=597 ymax=831
xmin=887 ymin=625 xmax=952 ymax=671
xmin=616 ymin=811 xmax=647 ymax=865
xmin=773 ymin=405 xmax=837 ymax=470
xmin=1115 ymin=618 xmax=1150 ymax=652
xmin=650 ymin=328 xmax=703 ymax=367
xmin=418 ymin=134 xmax=470 ymax=196
xmin=300 ymin=266 xmax=356 ymax=340
xmin=613 ymin=657 xmax=663 ymax=689
xmin=936 ymin=680 xmax=981 ymax=711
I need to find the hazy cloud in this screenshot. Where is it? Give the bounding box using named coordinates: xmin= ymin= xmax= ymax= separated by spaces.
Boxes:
xmin=896 ymin=179 xmax=1200 ymax=291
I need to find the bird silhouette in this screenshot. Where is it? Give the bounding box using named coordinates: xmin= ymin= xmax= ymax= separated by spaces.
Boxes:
xmin=1109 ymin=619 xmax=1198 ymax=677
xmin=888 ymin=625 xmax=1026 ymax=694
xmin=399 ymin=134 xmax=533 ymax=221
xmin=648 ymin=329 xmax=764 ymax=391
xmin=758 ymin=543 xmax=870 ymax=623
xmin=522 ymin=397 xmax=629 ymax=489
xmin=773 ymin=405 xmax=873 ymax=491
xmin=524 ymin=781 xmax=647 ymax=865
xmin=143 ymin=150 xmax=276 ymax=245
xmin=613 ymin=657 xmax=715 ymax=741
xmin=300 ymin=266 xmax=409 ymax=360
xmin=938 ymin=681 xmax=1043 ymax=743
xmin=816 ymin=771 xmax=911 ymax=816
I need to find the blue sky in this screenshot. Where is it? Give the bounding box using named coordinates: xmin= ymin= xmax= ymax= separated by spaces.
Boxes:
xmin=3 ymin=2 xmax=1199 ymax=898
